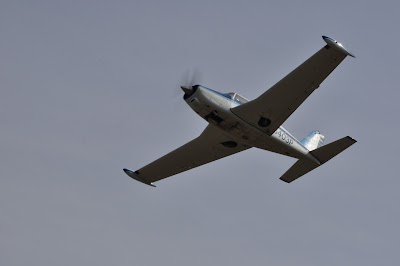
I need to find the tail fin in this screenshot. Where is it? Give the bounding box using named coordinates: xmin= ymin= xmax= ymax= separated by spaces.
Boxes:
xmin=280 ymin=136 xmax=356 ymax=183
xmin=301 ymin=130 xmax=325 ymax=151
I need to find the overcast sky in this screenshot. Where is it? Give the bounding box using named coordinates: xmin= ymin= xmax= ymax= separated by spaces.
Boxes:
xmin=1 ymin=0 xmax=399 ymax=265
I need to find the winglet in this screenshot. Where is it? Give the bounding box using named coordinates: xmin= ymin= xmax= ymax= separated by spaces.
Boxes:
xmin=322 ymin=36 xmax=355 ymax=58
xmin=123 ymin=168 xmax=156 ymax=187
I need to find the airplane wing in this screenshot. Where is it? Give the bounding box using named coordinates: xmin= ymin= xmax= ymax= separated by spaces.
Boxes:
xmin=231 ymin=36 xmax=354 ymax=135
xmin=124 ymin=125 xmax=250 ymax=186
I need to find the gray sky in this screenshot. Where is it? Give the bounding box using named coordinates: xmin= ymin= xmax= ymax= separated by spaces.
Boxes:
xmin=1 ymin=0 xmax=399 ymax=265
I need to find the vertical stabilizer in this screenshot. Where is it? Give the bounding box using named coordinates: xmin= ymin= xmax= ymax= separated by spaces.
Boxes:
xmin=301 ymin=131 xmax=325 ymax=151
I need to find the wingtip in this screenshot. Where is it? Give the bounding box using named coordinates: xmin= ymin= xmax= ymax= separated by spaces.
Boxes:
xmin=322 ymin=35 xmax=355 ymax=58
xmin=123 ymin=168 xmax=156 ymax=187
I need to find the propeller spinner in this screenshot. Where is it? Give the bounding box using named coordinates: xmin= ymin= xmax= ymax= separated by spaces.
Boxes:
xmin=181 ymin=85 xmax=198 ymax=98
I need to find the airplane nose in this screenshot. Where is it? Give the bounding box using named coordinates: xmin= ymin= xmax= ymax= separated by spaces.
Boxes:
xmin=181 ymin=86 xmax=192 ymax=94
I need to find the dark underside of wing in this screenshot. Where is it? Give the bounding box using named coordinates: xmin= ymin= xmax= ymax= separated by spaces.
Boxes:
xmin=126 ymin=125 xmax=250 ymax=185
xmin=231 ymin=45 xmax=347 ymax=135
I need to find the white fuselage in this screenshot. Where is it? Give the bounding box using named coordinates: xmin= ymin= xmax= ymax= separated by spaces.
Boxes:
xmin=185 ymin=85 xmax=314 ymax=160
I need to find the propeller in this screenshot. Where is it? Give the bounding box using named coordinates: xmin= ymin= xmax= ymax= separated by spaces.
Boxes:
xmin=180 ymin=69 xmax=202 ymax=98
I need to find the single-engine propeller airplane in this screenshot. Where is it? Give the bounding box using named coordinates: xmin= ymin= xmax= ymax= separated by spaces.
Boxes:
xmin=124 ymin=36 xmax=356 ymax=187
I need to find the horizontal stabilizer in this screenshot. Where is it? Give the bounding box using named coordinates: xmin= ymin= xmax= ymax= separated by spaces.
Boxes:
xmin=279 ymin=159 xmax=319 ymax=183
xmin=280 ymin=136 xmax=356 ymax=183
xmin=310 ymin=136 xmax=357 ymax=164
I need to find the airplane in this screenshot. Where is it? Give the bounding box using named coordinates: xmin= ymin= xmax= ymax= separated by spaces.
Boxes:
xmin=124 ymin=35 xmax=356 ymax=187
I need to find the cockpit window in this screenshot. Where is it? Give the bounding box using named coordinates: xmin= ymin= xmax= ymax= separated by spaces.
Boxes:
xmin=221 ymin=92 xmax=235 ymax=100
xmin=235 ymin=98 xmax=244 ymax=104
xmin=232 ymin=93 xmax=249 ymax=104
xmin=222 ymin=92 xmax=249 ymax=104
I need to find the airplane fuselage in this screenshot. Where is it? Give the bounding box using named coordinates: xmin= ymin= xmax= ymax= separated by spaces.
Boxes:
xmin=124 ymin=36 xmax=356 ymax=186
xmin=185 ymin=85 xmax=318 ymax=163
